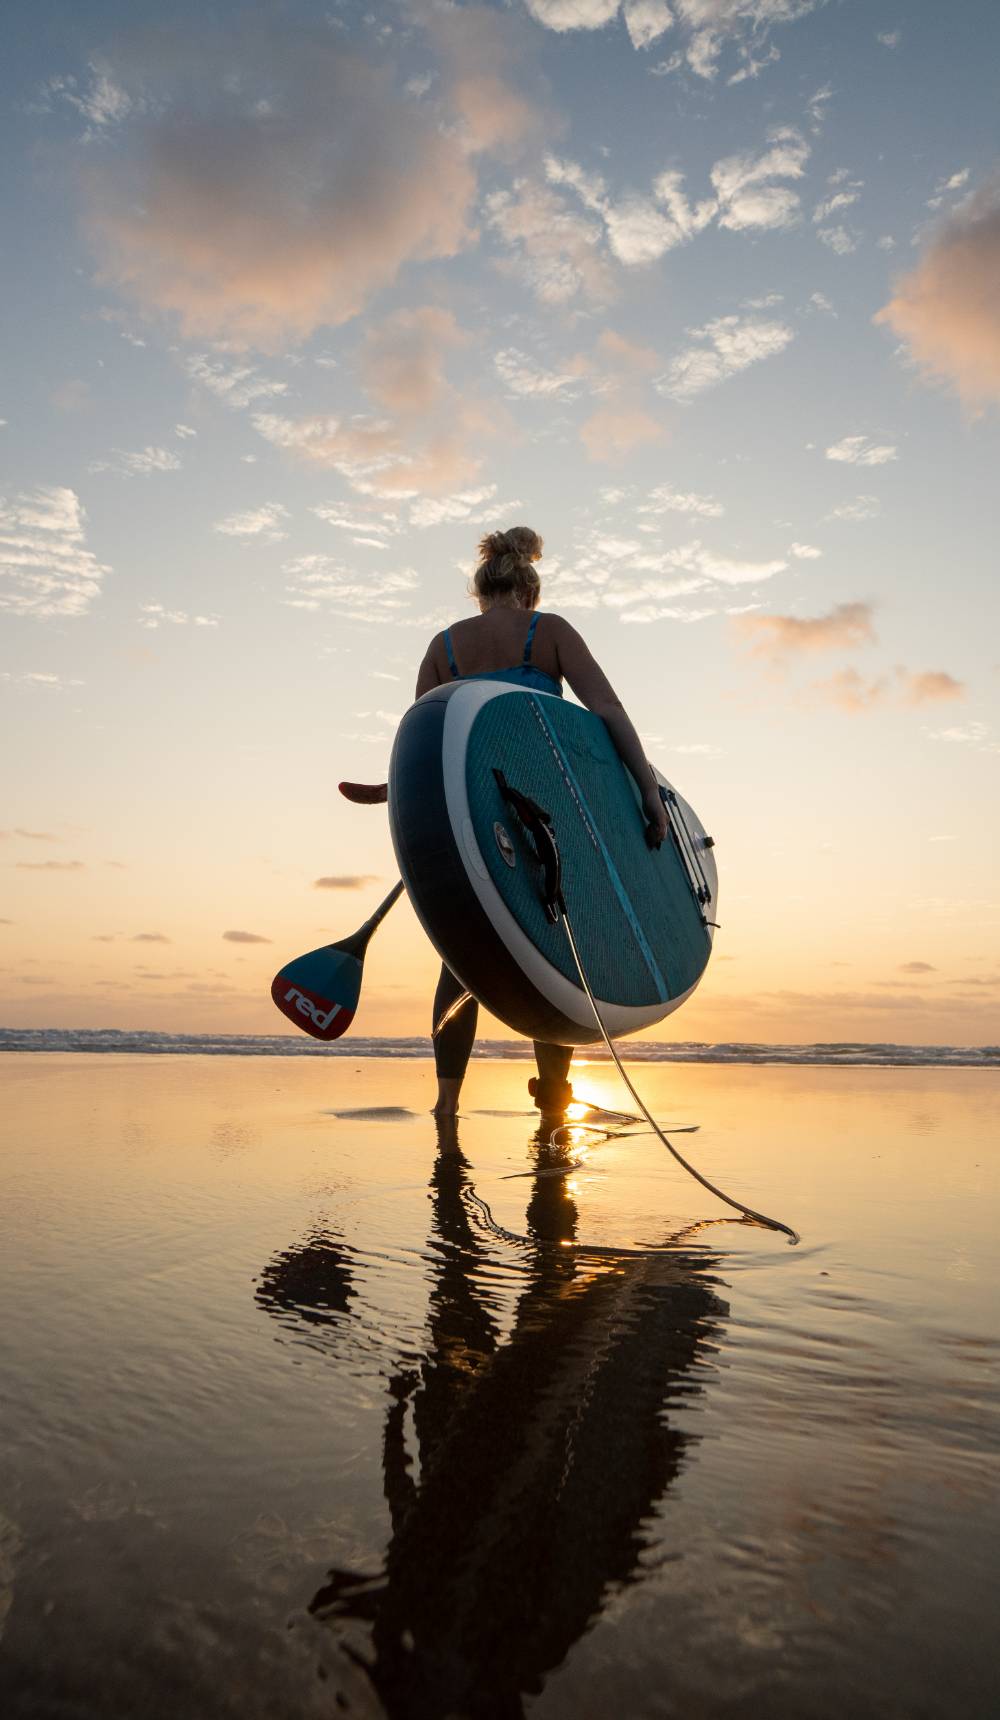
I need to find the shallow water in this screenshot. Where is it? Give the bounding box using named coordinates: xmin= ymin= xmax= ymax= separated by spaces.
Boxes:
xmin=1 ymin=1053 xmax=998 ymax=1719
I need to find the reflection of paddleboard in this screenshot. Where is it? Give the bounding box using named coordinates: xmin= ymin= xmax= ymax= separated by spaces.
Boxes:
xmin=389 ymin=682 xmax=719 ymax=1046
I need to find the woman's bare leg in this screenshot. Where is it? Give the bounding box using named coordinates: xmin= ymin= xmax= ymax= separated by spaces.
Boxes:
xmin=432 ymin=966 xmax=479 ymax=1115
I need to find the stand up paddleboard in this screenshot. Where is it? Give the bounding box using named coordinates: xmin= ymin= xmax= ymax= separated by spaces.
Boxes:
xmin=388 ymin=682 xmax=718 ymax=1046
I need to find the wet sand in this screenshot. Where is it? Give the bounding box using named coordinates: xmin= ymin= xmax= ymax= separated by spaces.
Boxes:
xmin=1 ymin=1052 xmax=998 ymax=1718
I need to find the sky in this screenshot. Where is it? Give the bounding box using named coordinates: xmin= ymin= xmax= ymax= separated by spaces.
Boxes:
xmin=2 ymin=0 xmax=999 ymax=1046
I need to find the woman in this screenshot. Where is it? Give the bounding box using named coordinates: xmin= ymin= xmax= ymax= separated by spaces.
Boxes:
xmin=342 ymin=526 xmax=668 ymax=1118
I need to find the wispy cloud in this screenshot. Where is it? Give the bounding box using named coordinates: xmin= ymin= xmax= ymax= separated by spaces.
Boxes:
xmin=89 ymin=445 xmax=182 ymax=477
xmin=138 ymin=604 xmax=219 ymax=629
xmin=825 ymin=494 xmax=880 ymax=522
xmin=523 ymin=1 xmax=819 ymax=83
xmin=0 ymin=487 xmax=108 ymax=619
xmin=656 ymin=313 xmax=794 ymax=401
xmin=187 ymin=357 xmax=288 ymax=410
xmin=826 ymin=434 xmax=897 ymax=466
xmin=14 ymin=859 xmax=85 ymax=871
xmin=282 ymin=554 xmax=418 ymax=618
xmin=214 ymin=503 xmax=289 ymax=542
xmin=222 ymin=929 xmax=272 ymax=943
xmin=494 ymin=348 xmax=585 ymax=397
xmin=639 ymin=484 xmax=724 ymax=519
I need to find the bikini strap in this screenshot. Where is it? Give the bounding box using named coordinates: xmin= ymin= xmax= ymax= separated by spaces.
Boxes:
xmin=522 ymin=611 xmax=542 ymax=666
xmin=443 ymin=628 xmax=459 ymax=679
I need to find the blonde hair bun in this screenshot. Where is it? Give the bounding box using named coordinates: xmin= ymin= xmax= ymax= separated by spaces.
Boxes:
xmin=473 ymin=525 xmax=543 ymax=604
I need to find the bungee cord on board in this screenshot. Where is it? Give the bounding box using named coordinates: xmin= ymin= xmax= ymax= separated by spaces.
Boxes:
xmin=558 ymin=904 xmax=800 ymax=1246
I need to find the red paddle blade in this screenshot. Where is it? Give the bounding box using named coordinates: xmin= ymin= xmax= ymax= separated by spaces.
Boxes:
xmin=270 ymin=945 xmax=363 ymax=1041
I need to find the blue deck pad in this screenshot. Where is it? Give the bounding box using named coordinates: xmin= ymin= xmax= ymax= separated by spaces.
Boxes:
xmin=464 ymin=693 xmax=710 ymax=1009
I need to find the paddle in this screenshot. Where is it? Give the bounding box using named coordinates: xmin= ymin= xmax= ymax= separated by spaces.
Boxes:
xmin=271 ymin=881 xmax=405 ymax=1041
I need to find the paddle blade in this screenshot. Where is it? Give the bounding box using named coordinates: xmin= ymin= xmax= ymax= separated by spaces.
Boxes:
xmin=271 ymin=944 xmax=364 ymax=1041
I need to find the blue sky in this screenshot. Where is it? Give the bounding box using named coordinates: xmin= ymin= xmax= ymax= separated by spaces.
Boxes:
xmin=2 ymin=0 xmax=999 ymax=1042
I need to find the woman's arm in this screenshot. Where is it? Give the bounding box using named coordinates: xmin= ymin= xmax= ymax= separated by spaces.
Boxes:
xmin=553 ymin=617 xmax=668 ymax=843
xmin=415 ymin=637 xmax=445 ymax=700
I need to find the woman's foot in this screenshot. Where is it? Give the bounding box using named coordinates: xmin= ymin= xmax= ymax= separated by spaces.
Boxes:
xmin=432 ymin=1077 xmax=462 ymax=1117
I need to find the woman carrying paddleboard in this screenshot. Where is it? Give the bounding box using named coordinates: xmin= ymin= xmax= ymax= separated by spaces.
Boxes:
xmin=342 ymin=526 xmax=668 ymax=1118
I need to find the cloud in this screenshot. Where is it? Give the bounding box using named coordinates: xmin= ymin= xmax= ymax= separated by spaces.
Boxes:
xmin=825 ymin=434 xmax=898 ymax=466
xmin=540 ymin=129 xmax=807 ymax=278
xmin=656 ymin=314 xmax=794 ymax=401
xmin=431 ymin=2 xmax=551 ymax=157
xmin=214 ymin=503 xmax=289 ymax=542
xmin=313 ymin=875 xmax=379 ymax=890
xmin=83 ymin=26 xmax=479 ymax=348
xmin=89 ymin=445 xmax=181 ymax=477
xmin=49 ymin=61 xmax=134 ymax=132
xmin=131 ymin=932 xmax=171 ymax=943
xmin=817 ymin=225 xmax=858 ymax=254
xmin=709 ymin=127 xmax=809 ymax=230
xmin=900 ymin=670 xmax=963 ymax=706
xmin=813 ymin=188 xmax=861 ymax=223
xmin=523 ymin=0 xmax=818 ymax=80
xmin=899 ymin=961 xmax=935 ymax=973
xmin=0 ymin=487 xmax=108 ymax=619
xmin=875 ymin=177 xmax=1000 ymax=405
xmin=222 ymin=929 xmax=272 ymax=943
xmin=789 ymin=541 xmax=821 ymax=558
xmin=623 ymin=1 xmax=675 ymax=50
xmin=282 ymin=554 xmax=418 ymax=618
xmin=187 ymin=356 xmax=288 ymax=410
xmin=825 ymin=494 xmax=880 ymax=523
xmin=639 ymin=484 xmax=724 ymax=518
xmin=361 ymin=306 xmax=466 ymax=415
xmin=929 ymin=720 xmax=998 ymax=753
xmin=494 ymin=348 xmax=585 ymax=397
xmin=256 ymin=306 xmax=500 ymax=497
xmin=14 ymin=860 xmax=85 ymax=871
xmin=485 ymin=179 xmax=614 ymax=305
xmin=138 ymin=604 xmax=219 ymax=629
xmin=736 ymin=600 xmax=876 ymax=660
xmin=811 ymin=666 xmax=964 ymax=713
xmin=580 ymin=405 xmax=664 ymax=460
xmin=409 ymin=486 xmax=503 ymax=528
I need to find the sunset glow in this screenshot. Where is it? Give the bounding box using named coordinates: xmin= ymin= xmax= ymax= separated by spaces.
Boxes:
xmin=2 ymin=2 xmax=998 ymax=1044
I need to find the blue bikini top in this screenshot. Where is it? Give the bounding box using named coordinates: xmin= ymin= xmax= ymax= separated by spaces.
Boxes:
xmin=442 ymin=611 xmax=562 ymax=697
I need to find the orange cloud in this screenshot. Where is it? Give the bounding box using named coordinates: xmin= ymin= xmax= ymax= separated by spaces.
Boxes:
xmin=809 ymin=666 xmax=964 ymax=713
xmin=83 ymin=32 xmax=477 ymax=349
xmin=433 ymin=3 xmax=551 ymax=158
xmin=580 ymin=405 xmax=664 ymax=461
xmin=314 ymin=875 xmax=378 ymax=890
xmin=735 ymin=601 xmax=875 ymax=660
xmin=875 ymin=177 xmax=1000 ymax=405
xmin=899 ymin=670 xmax=964 ymax=705
xmin=362 ymin=307 xmax=467 ymax=416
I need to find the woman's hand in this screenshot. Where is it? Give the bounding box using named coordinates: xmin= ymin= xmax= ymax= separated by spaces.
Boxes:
xmin=642 ymin=783 xmax=669 ymax=848
xmin=339 ymin=781 xmax=388 ymax=805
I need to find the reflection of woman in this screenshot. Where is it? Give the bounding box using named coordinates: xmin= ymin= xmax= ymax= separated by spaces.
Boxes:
xmin=261 ymin=1118 xmax=728 ymax=1719
xmin=342 ymin=526 xmax=669 ymax=1120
